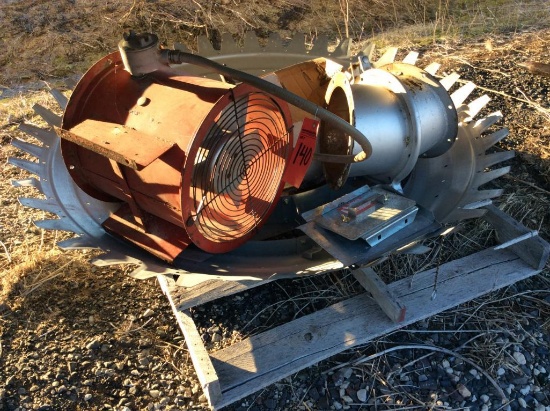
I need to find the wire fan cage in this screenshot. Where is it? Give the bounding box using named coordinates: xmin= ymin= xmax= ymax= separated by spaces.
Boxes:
xmin=187 ymin=90 xmax=291 ymax=251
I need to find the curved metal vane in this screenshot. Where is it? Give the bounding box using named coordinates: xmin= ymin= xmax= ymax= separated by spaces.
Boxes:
xmin=9 ymin=34 xmax=513 ymax=285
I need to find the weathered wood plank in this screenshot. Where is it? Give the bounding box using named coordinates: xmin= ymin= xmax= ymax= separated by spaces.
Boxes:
xmin=158 ymin=276 xmax=222 ymax=406
xmin=483 ymin=204 xmax=550 ymax=270
xmin=210 ymin=248 xmax=535 ymax=409
xmin=352 ymin=267 xmax=406 ymax=323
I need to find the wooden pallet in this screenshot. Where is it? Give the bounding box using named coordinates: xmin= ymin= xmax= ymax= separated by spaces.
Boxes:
xmin=158 ymin=204 xmax=549 ymax=410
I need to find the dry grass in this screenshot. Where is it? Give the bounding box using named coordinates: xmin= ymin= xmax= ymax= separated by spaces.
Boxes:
xmin=1 ymin=0 xmax=549 ymax=86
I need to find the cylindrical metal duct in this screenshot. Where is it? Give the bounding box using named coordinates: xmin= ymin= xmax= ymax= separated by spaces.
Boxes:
xmin=320 ymin=63 xmax=458 ymax=189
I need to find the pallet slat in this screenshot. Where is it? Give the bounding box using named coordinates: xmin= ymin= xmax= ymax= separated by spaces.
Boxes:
xmin=159 ymin=278 xmax=222 ymax=405
xmin=352 ymin=267 xmax=406 ymax=323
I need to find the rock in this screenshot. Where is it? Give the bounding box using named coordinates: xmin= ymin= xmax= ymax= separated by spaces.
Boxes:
xmin=149 ymin=389 xmax=161 ymax=398
xmin=342 ymin=368 xmax=353 ymax=379
xmin=342 ymin=395 xmax=353 ymax=403
xmin=357 ymin=388 xmax=367 ymax=402
xmin=518 ymin=397 xmax=527 ymax=408
xmin=457 ymin=384 xmax=472 ymax=398
xmin=211 ymin=333 xmax=223 ymax=343
xmin=333 ymin=400 xmax=343 ymax=410
xmin=86 ymin=340 xmax=101 ymax=350
xmin=520 ymin=385 xmax=530 ymax=396
xmin=513 ymin=352 xmax=527 ymax=366
xmin=480 ymin=394 xmax=490 ymax=403
xmin=143 ymin=308 xmax=155 ymax=318
xmin=308 ymin=387 xmax=320 ymax=401
xmin=68 ymin=362 xmax=78 ymax=373
xmin=84 ymin=393 xmax=93 ymax=401
xmin=497 ymin=367 xmax=506 ymax=376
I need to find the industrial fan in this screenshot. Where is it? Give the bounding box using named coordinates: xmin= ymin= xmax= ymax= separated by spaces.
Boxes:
xmin=56 ymin=39 xmax=295 ymax=260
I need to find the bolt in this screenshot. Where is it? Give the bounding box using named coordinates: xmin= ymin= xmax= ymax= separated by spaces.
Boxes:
xmin=137 ymin=96 xmax=149 ymax=106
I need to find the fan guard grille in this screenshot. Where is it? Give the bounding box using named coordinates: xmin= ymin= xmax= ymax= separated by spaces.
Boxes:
xmin=186 ymin=90 xmax=291 ymax=252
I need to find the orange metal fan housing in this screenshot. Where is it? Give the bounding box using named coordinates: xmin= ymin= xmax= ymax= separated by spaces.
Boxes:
xmin=59 ymin=51 xmax=293 ymax=260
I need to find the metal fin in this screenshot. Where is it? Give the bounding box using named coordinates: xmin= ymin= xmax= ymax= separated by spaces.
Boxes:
xmin=64 ymin=77 xmax=78 ymax=89
xmin=480 ymin=128 xmax=509 ymax=151
xmin=310 ymin=35 xmax=329 ymax=56
xmin=466 ymin=95 xmax=491 ymax=120
xmin=129 ymin=266 xmax=159 ymax=280
xmin=35 ymin=218 xmax=75 ymax=231
xmin=332 ymin=38 xmax=351 ymax=58
xmin=265 ymin=32 xmax=284 ymax=53
xmin=474 ymin=166 xmax=511 ymax=187
xmin=473 ymin=111 xmax=503 ymax=133
xmin=443 ymin=208 xmax=487 ymax=223
xmin=33 ymin=104 xmax=61 ymax=127
xmin=12 ymin=177 xmax=41 ymax=190
xmin=375 ymin=47 xmax=398 ymax=67
xmin=19 ymin=197 xmax=60 ymax=214
xmin=50 ymin=89 xmax=68 ymax=110
xmin=451 ymin=82 xmax=476 ymax=106
xmin=174 ymin=42 xmax=192 ymax=53
xmin=440 ymin=72 xmax=460 ymax=90
xmin=462 ymin=189 xmax=504 ymax=204
xmin=480 ymin=151 xmax=515 ymax=169
xmin=57 ymin=237 xmax=96 ymax=249
xmin=424 ymin=62 xmax=441 ymax=75
xmin=11 ymin=138 xmax=46 ymax=159
xmin=18 ymin=124 xmax=56 ymax=147
xmin=92 ymin=251 xmax=140 ymax=266
xmin=243 ymin=31 xmax=262 ymax=53
xmin=197 ymin=35 xmax=217 ymax=57
xmin=361 ymin=43 xmax=375 ymax=61
xmin=462 ymin=199 xmax=493 ymax=210
xmin=402 ymin=51 xmax=419 ymax=65
xmin=8 ymin=158 xmax=44 ymax=177
xmin=285 ymin=36 xmax=307 ymax=54
xmin=220 ymin=32 xmax=241 ymax=55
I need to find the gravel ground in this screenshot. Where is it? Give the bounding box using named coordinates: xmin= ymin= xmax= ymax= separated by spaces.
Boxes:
xmin=1 ymin=29 xmax=550 ymax=411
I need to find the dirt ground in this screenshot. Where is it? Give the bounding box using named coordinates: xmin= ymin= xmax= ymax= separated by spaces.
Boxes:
xmin=1 ymin=1 xmax=550 ymax=411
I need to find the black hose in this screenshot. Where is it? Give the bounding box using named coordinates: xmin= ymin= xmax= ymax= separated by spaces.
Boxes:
xmin=160 ymin=49 xmax=372 ymax=164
